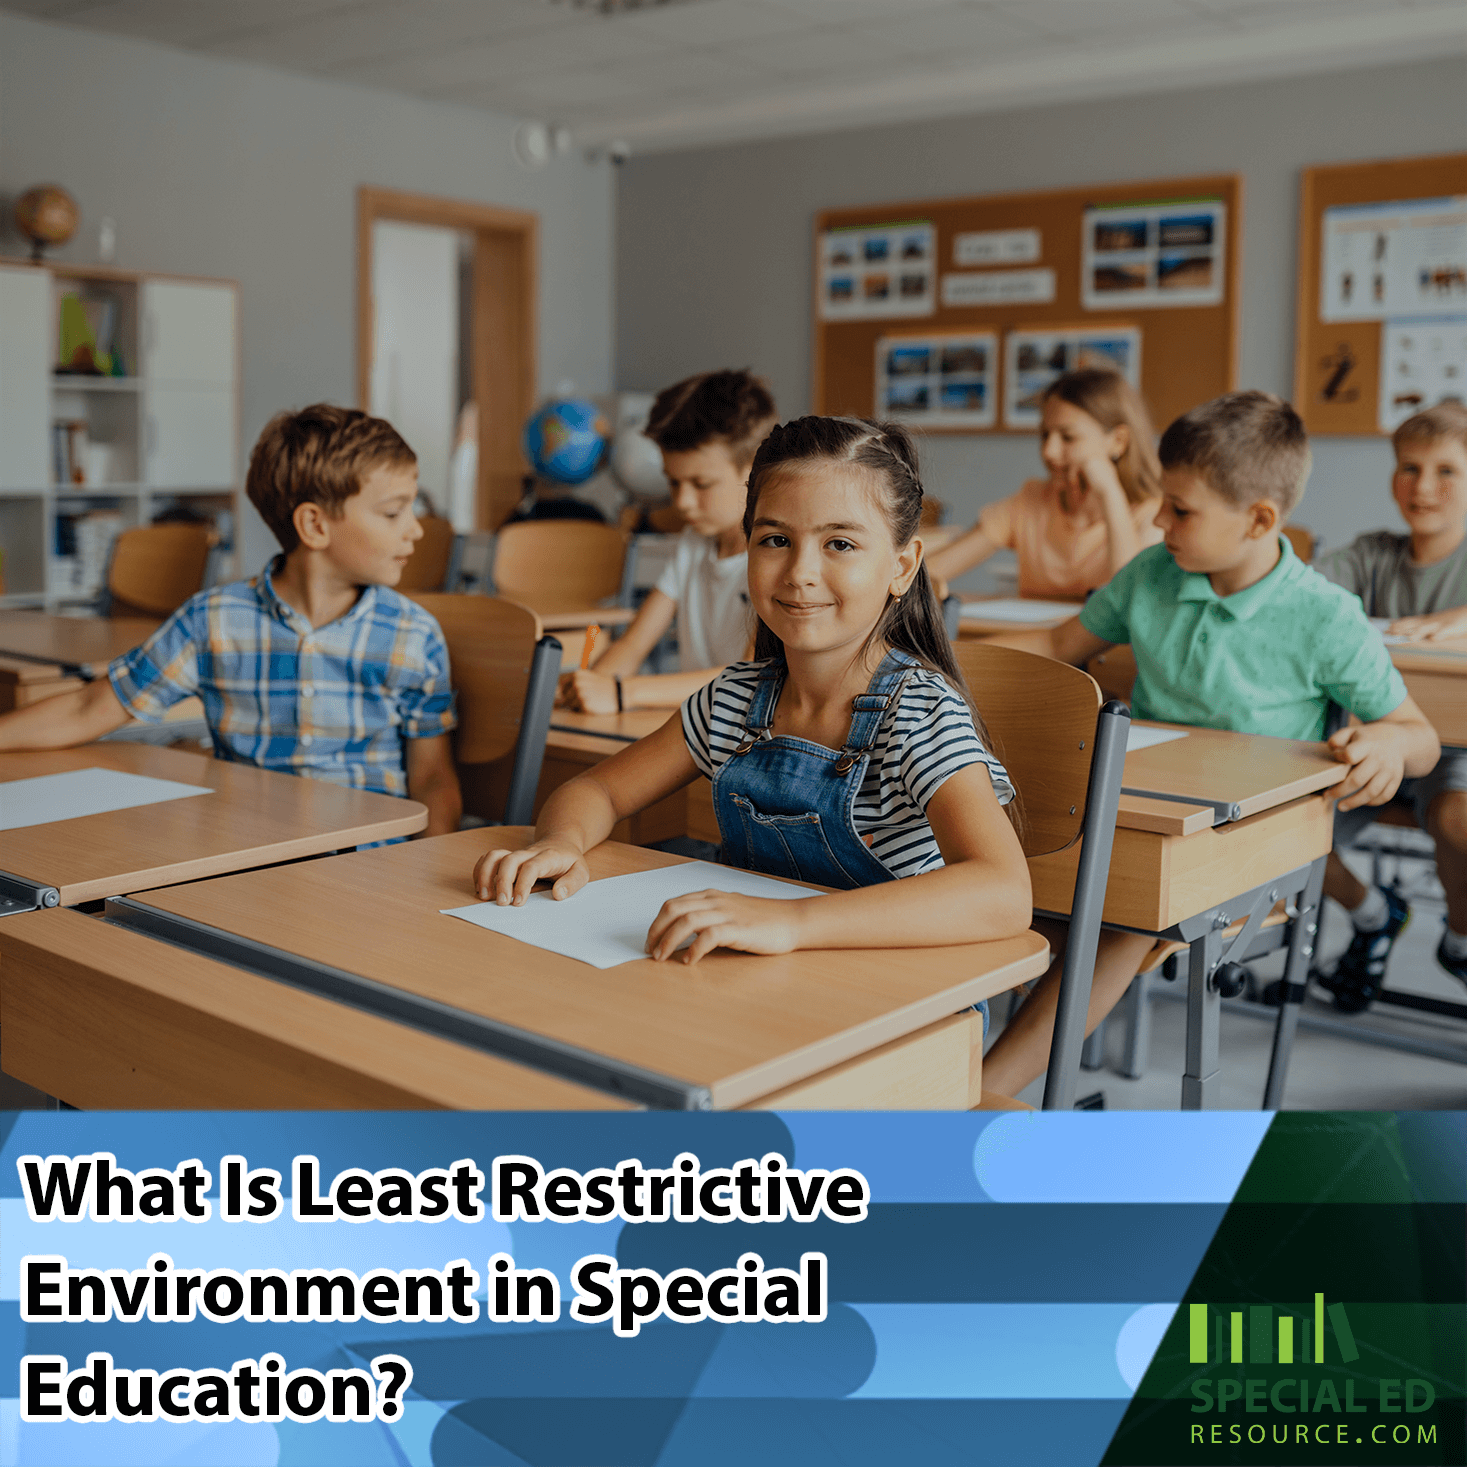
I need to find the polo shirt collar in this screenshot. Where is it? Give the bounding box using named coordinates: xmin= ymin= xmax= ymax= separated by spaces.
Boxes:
xmin=1173 ymin=535 xmax=1300 ymax=621
xmin=256 ymin=556 xmax=380 ymax=635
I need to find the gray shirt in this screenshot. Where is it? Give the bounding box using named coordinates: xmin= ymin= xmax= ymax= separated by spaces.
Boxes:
xmin=1315 ymin=530 xmax=1467 ymax=619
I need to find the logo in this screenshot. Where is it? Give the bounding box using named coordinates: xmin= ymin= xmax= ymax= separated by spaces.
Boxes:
xmin=1188 ymin=1294 xmax=1357 ymax=1367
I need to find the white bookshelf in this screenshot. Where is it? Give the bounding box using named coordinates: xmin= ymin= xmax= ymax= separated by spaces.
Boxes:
xmin=0 ymin=260 xmax=239 ymax=609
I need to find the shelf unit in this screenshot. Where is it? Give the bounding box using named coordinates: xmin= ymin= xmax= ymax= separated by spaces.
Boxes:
xmin=0 ymin=260 xmax=239 ymax=609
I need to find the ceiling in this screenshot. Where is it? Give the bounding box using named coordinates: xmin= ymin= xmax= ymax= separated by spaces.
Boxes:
xmin=5 ymin=0 xmax=1465 ymax=154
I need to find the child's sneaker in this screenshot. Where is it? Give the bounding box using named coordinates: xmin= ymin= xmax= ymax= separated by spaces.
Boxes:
xmin=1437 ymin=934 xmax=1467 ymax=989
xmin=1317 ymin=887 xmax=1411 ymax=1014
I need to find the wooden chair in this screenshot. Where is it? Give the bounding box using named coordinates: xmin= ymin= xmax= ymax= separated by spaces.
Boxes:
xmin=951 ymin=642 xmax=1131 ymax=1108
xmin=490 ymin=521 xmax=627 ymax=613
xmin=408 ymin=593 xmax=561 ymax=825
xmin=100 ymin=523 xmax=213 ymax=618
xmin=397 ymin=514 xmax=457 ymax=593
xmin=1283 ymin=524 xmax=1316 ymax=562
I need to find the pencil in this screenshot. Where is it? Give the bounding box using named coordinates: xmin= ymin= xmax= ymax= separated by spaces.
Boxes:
xmin=580 ymin=624 xmax=599 ymax=670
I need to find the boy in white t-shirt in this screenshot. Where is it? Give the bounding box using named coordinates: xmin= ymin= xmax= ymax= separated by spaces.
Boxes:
xmin=558 ymin=370 xmax=776 ymax=712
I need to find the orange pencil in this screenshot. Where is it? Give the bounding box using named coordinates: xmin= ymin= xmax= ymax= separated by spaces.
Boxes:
xmin=580 ymin=624 xmax=600 ymax=670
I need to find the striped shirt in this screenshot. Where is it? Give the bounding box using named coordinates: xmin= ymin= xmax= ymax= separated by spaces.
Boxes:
xmin=682 ymin=659 xmax=1012 ymax=879
xmin=108 ymin=558 xmax=456 ymax=797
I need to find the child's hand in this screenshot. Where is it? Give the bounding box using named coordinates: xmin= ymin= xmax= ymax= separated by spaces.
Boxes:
xmin=474 ymin=839 xmax=589 ymax=905
xmin=929 ymin=570 xmax=950 ymax=602
xmin=644 ymin=890 xmax=811 ymax=966
xmin=1388 ymin=607 xmax=1467 ymax=643
xmin=1074 ymin=454 xmax=1126 ymax=503
xmin=556 ymin=670 xmax=619 ymax=713
xmin=1327 ymin=725 xmax=1407 ymax=811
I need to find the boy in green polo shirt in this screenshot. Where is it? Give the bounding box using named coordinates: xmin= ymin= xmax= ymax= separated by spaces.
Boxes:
xmin=981 ymin=390 xmax=1440 ymax=1102
xmin=1314 ymin=401 xmax=1467 ymax=1008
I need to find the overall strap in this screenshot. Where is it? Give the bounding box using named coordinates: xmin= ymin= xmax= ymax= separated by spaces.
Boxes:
xmin=732 ymin=660 xmax=785 ymax=754
xmin=835 ymin=648 xmax=920 ymax=772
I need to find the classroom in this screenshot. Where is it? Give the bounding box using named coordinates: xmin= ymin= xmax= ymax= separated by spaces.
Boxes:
xmin=0 ymin=0 xmax=1464 ymax=1116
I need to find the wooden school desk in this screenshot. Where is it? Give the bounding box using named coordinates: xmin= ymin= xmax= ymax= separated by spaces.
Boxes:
xmin=1027 ymin=722 xmax=1348 ymax=1109
xmin=0 ymin=612 xmax=159 ymax=676
xmin=5 ymin=830 xmax=1050 ymax=1111
xmin=0 ymin=742 xmax=426 ymax=912
xmin=1388 ymin=636 xmax=1467 ymax=749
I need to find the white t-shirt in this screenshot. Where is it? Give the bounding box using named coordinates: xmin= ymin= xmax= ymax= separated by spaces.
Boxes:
xmin=681 ymin=660 xmax=1013 ymax=879
xmin=654 ymin=529 xmax=751 ymax=672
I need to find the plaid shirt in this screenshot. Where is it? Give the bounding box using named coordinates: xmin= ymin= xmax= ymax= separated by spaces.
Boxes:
xmin=109 ymin=559 xmax=456 ymax=797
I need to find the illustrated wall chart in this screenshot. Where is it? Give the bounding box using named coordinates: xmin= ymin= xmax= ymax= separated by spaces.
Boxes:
xmin=876 ymin=330 xmax=998 ymax=428
xmin=1003 ymin=325 xmax=1141 ymax=429
xmin=820 ymin=220 xmax=935 ymax=321
xmin=1320 ymin=196 xmax=1467 ymax=321
xmin=1081 ymin=199 xmax=1227 ymax=310
xmin=1378 ymin=316 xmax=1467 ymax=431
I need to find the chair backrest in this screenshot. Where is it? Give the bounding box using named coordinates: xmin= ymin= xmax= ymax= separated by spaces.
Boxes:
xmin=409 ymin=593 xmax=544 ymax=766
xmin=492 ymin=520 xmax=627 ymax=608
xmin=1283 ymin=524 xmax=1315 ymax=562
xmin=107 ymin=523 xmax=213 ymax=618
xmin=1086 ymin=644 xmax=1138 ymax=703
xmin=919 ymin=496 xmax=945 ymax=527
xmin=396 ymin=515 xmax=456 ymax=592
xmin=951 ymin=642 xmax=1103 ymax=858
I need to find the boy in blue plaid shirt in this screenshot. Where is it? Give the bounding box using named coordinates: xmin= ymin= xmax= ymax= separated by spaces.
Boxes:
xmin=0 ymin=404 xmax=462 ymax=834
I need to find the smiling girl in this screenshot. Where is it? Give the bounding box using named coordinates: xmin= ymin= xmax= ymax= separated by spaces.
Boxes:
xmin=926 ymin=368 xmax=1163 ymax=599
xmin=473 ymin=416 xmax=1031 ymax=967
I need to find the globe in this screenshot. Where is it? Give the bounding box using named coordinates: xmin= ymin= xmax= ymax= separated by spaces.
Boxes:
xmin=15 ymin=185 xmax=78 ymax=261
xmin=610 ymin=422 xmax=666 ymax=495
xmin=523 ymin=398 xmax=609 ymax=485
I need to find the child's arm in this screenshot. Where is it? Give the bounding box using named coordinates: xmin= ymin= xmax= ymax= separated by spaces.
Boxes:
xmin=0 ymin=679 xmax=132 ymax=751
xmin=1388 ymin=604 xmax=1467 ymax=642
xmin=1075 ymin=456 xmax=1152 ymax=577
xmin=645 ymin=762 xmax=1032 ymax=965
xmin=981 ymin=615 xmax=1115 ymax=667
xmin=925 ymin=523 xmax=999 ymax=597
xmin=556 ymin=589 xmax=677 ymax=712
xmin=473 ymin=712 xmax=695 ymax=900
xmin=1328 ymin=695 xmax=1441 ymax=811
xmin=405 ymin=733 xmax=462 ymax=837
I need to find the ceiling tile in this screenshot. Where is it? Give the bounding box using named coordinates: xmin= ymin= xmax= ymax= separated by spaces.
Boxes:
xmin=854 ymin=4 xmax=1050 ymax=58
xmin=991 ymin=0 xmax=1224 ymax=41
xmin=614 ymin=0 xmax=813 ymax=46
xmin=724 ymin=23 xmax=893 ymax=75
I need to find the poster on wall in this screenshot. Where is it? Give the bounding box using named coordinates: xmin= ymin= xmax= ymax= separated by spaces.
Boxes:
xmin=952 ymin=227 xmax=1041 ymax=266
xmin=1004 ymin=325 xmax=1141 ymax=429
xmin=1081 ymin=199 xmax=1226 ymax=310
xmin=940 ymin=267 xmax=1055 ymax=309
xmin=1320 ymin=195 xmax=1467 ymax=322
xmin=1377 ymin=315 xmax=1467 ymax=431
xmin=820 ymin=220 xmax=936 ymax=321
xmin=876 ymin=329 xmax=998 ymax=429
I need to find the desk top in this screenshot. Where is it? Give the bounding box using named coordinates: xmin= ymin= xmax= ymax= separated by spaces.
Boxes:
xmin=1120 ymin=721 xmax=1346 ymax=822
xmin=1 ymin=743 xmax=425 ymax=903
xmin=537 ymin=606 xmax=637 ymax=631
xmin=956 ymin=594 xmax=1082 ymax=637
xmin=548 ymin=707 xmax=671 ymax=755
xmin=0 ymin=612 xmax=158 ymax=672
xmin=132 ymin=828 xmax=1049 ymax=1109
xmin=1386 ymin=634 xmax=1467 ymax=674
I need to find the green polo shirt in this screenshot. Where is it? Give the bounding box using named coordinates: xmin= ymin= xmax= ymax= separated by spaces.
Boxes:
xmin=1079 ymin=538 xmax=1407 ymax=741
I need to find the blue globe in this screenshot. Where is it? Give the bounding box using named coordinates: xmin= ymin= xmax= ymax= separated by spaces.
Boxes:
xmin=523 ymin=398 xmax=609 ymax=485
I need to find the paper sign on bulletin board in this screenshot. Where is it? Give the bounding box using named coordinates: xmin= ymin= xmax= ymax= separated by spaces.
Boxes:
xmin=875 ymin=329 xmax=998 ymax=429
xmin=1294 ymin=153 xmax=1467 ymax=435
xmin=814 ymin=173 xmax=1240 ymax=434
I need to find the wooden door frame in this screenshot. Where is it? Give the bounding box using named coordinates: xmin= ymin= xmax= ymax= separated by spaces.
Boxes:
xmin=357 ymin=186 xmax=537 ymax=531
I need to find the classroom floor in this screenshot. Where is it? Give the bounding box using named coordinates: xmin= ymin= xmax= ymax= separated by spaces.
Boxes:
xmin=996 ymin=840 xmax=1467 ymax=1111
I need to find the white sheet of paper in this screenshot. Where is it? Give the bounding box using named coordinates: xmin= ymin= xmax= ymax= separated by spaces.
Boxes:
xmin=960 ymin=598 xmax=1079 ymax=623
xmin=0 ymin=767 xmax=212 ymax=832
xmin=441 ymin=860 xmax=818 ymax=969
xmin=1369 ymin=617 xmax=1411 ymax=646
xmin=1127 ymin=726 xmax=1189 ymax=753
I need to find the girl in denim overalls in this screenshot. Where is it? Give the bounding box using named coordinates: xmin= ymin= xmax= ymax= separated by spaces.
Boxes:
xmin=475 ymin=416 xmax=1031 ymax=973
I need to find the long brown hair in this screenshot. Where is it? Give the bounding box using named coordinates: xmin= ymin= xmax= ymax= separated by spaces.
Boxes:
xmin=743 ymin=415 xmax=987 ymax=738
xmin=1043 ymin=368 xmax=1161 ymax=505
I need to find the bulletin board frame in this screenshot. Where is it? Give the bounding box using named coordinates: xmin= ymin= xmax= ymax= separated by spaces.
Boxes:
xmin=813 ymin=173 xmax=1242 ymax=435
xmin=1293 ymin=151 xmax=1467 ymax=436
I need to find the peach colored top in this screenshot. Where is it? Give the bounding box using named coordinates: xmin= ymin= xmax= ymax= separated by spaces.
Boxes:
xmin=978 ymin=479 xmax=1164 ymax=599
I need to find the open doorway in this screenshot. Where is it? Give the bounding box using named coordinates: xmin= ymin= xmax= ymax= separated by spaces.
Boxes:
xmin=356 ymin=187 xmax=536 ymax=532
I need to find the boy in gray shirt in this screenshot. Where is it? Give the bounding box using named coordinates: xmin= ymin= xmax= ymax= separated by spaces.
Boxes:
xmin=1314 ymin=401 xmax=1467 ymax=1005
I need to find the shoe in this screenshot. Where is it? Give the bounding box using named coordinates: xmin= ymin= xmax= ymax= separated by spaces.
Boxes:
xmin=1437 ymin=934 xmax=1467 ymax=988
xmin=1317 ymin=888 xmax=1411 ymax=1013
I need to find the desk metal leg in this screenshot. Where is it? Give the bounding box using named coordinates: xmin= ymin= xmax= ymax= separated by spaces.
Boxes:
xmin=1081 ymin=1020 xmax=1107 ymax=1071
xmin=1121 ymin=973 xmax=1151 ymax=1079
xmin=1262 ymin=855 xmax=1327 ymax=1110
xmin=1182 ymin=928 xmax=1223 ymax=1109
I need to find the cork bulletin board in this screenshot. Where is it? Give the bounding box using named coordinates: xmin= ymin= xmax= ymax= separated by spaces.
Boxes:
xmin=813 ymin=173 xmax=1241 ymax=435
xmin=1294 ymin=152 xmax=1467 ymax=436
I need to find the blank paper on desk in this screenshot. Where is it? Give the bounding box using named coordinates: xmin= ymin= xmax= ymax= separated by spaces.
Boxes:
xmin=441 ymin=860 xmax=818 ymax=969
xmin=1126 ymin=726 xmax=1189 ymax=753
xmin=0 ymin=766 xmax=211 ymax=831
xmin=959 ymin=598 xmax=1078 ymax=623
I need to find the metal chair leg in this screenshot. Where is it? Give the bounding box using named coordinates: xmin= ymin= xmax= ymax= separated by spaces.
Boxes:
xmin=1262 ymin=856 xmax=1327 ymax=1109
xmin=1081 ymin=1019 xmax=1107 ymax=1071
xmin=1181 ymin=928 xmax=1224 ymax=1110
xmin=1120 ymin=972 xmax=1151 ymax=1079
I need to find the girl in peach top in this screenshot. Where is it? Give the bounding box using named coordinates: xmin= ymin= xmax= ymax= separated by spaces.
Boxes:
xmin=927 ymin=369 xmax=1163 ymax=600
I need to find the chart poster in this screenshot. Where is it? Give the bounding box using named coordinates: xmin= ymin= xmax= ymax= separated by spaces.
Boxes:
xmin=820 ymin=220 xmax=935 ymax=321
xmin=876 ymin=330 xmax=998 ymax=429
xmin=1 ymin=1110 xmax=1461 ymax=1467
xmin=941 ymin=268 xmax=1056 ymax=309
xmin=953 ymin=227 xmax=1041 ymax=267
xmin=1005 ymin=326 xmax=1141 ymax=429
xmin=1082 ymin=199 xmax=1226 ymax=311
xmin=1378 ymin=315 xmax=1467 ymax=431
xmin=1321 ymin=196 xmax=1467 ymax=323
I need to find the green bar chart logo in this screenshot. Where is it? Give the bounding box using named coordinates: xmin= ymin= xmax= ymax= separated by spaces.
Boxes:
xmin=1189 ymin=1294 xmax=1359 ymax=1366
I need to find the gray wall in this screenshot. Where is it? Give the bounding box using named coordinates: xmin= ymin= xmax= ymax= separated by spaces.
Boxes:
xmin=0 ymin=11 xmax=615 ymax=570
xmin=616 ymin=56 xmax=1465 ymax=588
